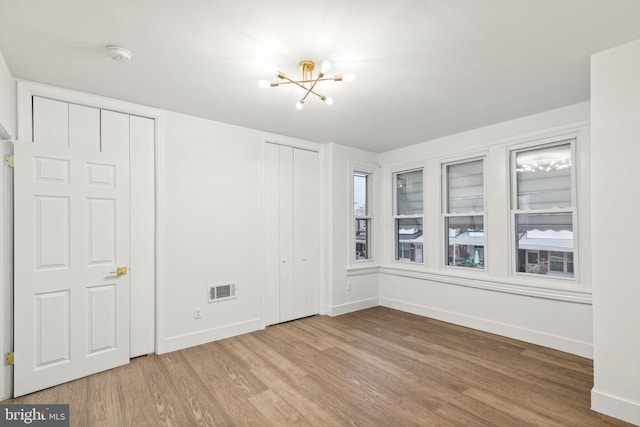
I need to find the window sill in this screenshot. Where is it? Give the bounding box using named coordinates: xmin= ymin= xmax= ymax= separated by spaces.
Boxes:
xmin=376 ymin=264 xmax=592 ymax=304
xmin=346 ymin=263 xmax=380 ymax=276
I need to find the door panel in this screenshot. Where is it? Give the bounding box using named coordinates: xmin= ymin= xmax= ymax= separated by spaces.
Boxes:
xmin=35 ymin=196 xmax=70 ymax=269
xmin=263 ymin=143 xmax=281 ymax=326
xmin=14 ymin=114 xmax=130 ymax=396
xmin=88 ymin=285 xmax=117 ymax=353
xmin=293 ymin=148 xmax=319 ymax=319
xmin=278 ymin=146 xmax=295 ymax=322
xmin=87 ymin=198 xmax=116 ymax=264
xmin=129 ymin=116 xmax=156 ymax=357
xmin=35 ymin=291 xmax=70 ymax=367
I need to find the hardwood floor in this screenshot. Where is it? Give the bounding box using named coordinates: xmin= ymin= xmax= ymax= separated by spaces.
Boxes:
xmin=3 ymin=307 xmax=633 ymax=426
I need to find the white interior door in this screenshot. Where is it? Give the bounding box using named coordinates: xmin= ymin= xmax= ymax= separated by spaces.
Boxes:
xmin=13 ymin=107 xmax=130 ymax=396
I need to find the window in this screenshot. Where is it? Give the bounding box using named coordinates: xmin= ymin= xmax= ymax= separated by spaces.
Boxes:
xmin=354 ymin=171 xmax=372 ymax=261
xmin=394 ymin=169 xmax=423 ymax=263
xmin=512 ymin=141 xmax=575 ymax=278
xmin=443 ymin=159 xmax=485 ymax=269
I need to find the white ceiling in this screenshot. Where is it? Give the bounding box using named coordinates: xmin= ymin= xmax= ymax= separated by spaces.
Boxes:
xmin=2 ymin=1 xmax=640 ymax=152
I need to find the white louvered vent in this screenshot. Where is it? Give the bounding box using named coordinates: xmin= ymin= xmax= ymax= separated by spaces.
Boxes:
xmin=208 ymin=283 xmax=237 ymax=303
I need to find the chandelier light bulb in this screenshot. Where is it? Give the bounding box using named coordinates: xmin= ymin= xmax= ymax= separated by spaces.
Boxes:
xmin=324 ymin=96 xmax=334 ymax=105
xmin=295 ymin=100 xmax=305 ymax=110
xmin=258 ymin=80 xmax=271 ymax=89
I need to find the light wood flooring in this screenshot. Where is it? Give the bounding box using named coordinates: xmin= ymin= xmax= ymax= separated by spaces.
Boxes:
xmin=3 ymin=306 xmax=634 ymax=426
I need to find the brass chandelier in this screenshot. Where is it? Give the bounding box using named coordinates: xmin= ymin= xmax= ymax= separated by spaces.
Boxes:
xmin=259 ymin=60 xmax=354 ymax=110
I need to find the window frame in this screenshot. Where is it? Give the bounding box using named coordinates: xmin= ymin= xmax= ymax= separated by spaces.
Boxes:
xmin=442 ymin=157 xmax=487 ymax=270
xmin=393 ymin=168 xmax=424 ymax=264
xmin=352 ymin=168 xmax=374 ymax=264
xmin=510 ymin=138 xmax=578 ymax=281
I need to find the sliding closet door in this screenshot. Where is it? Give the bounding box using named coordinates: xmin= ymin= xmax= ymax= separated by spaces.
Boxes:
xmin=264 ymin=143 xmax=319 ymax=326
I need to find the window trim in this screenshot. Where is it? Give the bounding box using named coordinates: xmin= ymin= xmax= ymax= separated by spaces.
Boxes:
xmin=509 ymin=137 xmax=578 ymax=281
xmin=442 ymin=157 xmax=487 ymax=270
xmin=393 ymin=167 xmax=424 ymax=264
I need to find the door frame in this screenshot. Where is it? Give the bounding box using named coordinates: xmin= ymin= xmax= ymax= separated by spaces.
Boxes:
xmin=1 ymin=80 xmax=165 ymax=397
xmin=0 ymin=139 xmax=13 ymax=400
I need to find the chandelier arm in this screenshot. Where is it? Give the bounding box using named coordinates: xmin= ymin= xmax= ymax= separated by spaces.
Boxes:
xmin=277 ymin=72 xmax=313 ymax=92
xmin=276 ymin=76 xmax=339 ymax=85
xmin=278 ymin=72 xmax=328 ymax=100
xmin=299 ymin=71 xmax=325 ymax=103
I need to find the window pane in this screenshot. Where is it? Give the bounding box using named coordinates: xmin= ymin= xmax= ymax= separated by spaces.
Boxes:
xmin=516 ymin=213 xmax=573 ymax=277
xmin=355 ymin=218 xmax=370 ymax=260
xmin=448 ymin=160 xmax=484 ymax=213
xmin=516 ymin=143 xmax=572 ymax=210
xmin=396 ymin=218 xmax=423 ymax=262
xmin=354 ymin=173 xmax=368 ymax=216
xmin=396 ymin=170 xmax=423 ymax=215
xmin=446 ymin=216 xmax=484 ymax=268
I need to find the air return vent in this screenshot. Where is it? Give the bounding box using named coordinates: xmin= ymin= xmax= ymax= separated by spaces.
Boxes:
xmin=208 ymin=283 xmax=237 ymax=303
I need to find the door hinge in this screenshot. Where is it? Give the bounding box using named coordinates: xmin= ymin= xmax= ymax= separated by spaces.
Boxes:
xmin=5 ymin=154 xmax=14 ymax=168
xmin=4 ymin=352 xmax=14 ymax=366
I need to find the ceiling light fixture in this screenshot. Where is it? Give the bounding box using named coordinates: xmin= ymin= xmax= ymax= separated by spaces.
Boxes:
xmin=106 ymin=45 xmax=133 ymax=63
xmin=259 ymin=60 xmax=354 ymax=110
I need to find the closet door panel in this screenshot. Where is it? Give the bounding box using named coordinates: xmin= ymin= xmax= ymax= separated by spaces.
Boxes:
xmin=263 ymin=143 xmax=282 ymax=326
xmin=33 ymin=97 xmax=68 ymax=146
xmin=100 ymin=110 xmax=129 ymax=155
xmin=69 ymin=104 xmax=100 ymax=153
xmin=278 ymin=146 xmax=295 ymax=322
xmin=129 ymin=116 xmax=156 ymax=357
xmin=293 ymin=148 xmax=319 ymax=319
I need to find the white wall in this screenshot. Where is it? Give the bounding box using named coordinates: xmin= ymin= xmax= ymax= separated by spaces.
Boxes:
xmin=375 ymin=102 xmax=594 ymax=357
xmin=591 ymin=39 xmax=640 ymax=426
xmin=327 ymin=143 xmax=380 ymax=315
xmin=0 ymin=50 xmax=16 ymax=138
xmin=158 ymin=112 xmax=265 ymax=352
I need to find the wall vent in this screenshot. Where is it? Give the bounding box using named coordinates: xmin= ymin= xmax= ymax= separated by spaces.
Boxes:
xmin=208 ymin=283 xmax=237 ymax=303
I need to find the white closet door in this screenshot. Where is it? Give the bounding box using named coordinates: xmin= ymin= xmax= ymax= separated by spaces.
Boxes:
xmin=263 ymin=143 xmax=319 ymax=325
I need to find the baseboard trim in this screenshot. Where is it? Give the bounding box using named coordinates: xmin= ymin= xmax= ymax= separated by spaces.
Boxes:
xmin=328 ymin=297 xmax=380 ymax=317
xmin=380 ymin=297 xmax=593 ymax=358
xmin=161 ymin=318 xmax=263 ymax=354
xmin=591 ymin=389 xmax=640 ymax=426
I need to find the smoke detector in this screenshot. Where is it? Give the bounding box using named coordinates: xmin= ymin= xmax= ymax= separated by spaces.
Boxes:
xmin=106 ymin=45 xmax=132 ymax=63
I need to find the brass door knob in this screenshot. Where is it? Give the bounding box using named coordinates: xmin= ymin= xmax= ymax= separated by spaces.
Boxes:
xmin=109 ymin=266 xmax=128 ymax=275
